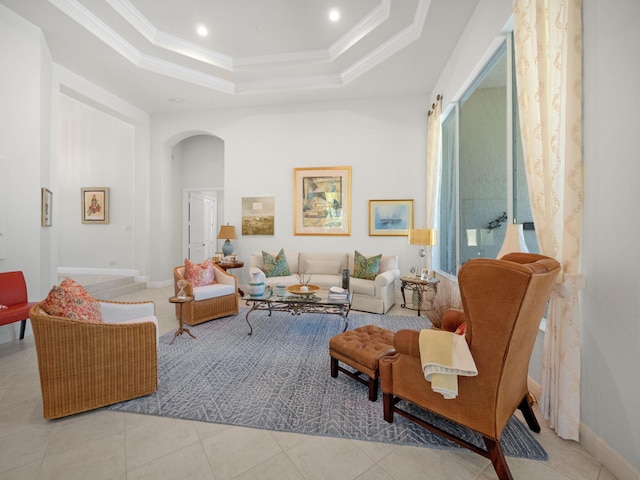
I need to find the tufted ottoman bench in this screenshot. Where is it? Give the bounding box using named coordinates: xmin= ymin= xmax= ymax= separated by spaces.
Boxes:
xmin=329 ymin=325 xmax=396 ymax=401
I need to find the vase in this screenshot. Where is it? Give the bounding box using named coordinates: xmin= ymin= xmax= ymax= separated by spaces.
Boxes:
xmin=248 ymin=271 xmax=265 ymax=297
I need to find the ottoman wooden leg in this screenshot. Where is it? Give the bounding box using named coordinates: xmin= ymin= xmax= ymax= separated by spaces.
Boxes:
xmin=368 ymin=377 xmax=378 ymax=402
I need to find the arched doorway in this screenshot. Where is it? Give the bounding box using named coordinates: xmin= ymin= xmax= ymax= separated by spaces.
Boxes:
xmin=170 ymin=134 xmax=225 ymax=266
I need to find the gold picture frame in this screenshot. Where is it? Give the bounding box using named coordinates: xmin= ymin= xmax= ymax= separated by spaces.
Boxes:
xmin=294 ymin=166 xmax=351 ymax=236
xmin=41 ymin=188 xmax=52 ymax=227
xmin=81 ymin=187 xmax=109 ymax=224
xmin=368 ymin=199 xmax=413 ymax=236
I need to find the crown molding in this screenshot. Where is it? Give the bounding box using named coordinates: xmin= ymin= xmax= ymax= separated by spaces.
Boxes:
xmin=48 ymin=0 xmax=429 ymax=96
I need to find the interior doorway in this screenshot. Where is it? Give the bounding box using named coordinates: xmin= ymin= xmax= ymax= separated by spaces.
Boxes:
xmin=184 ymin=191 xmax=217 ymax=263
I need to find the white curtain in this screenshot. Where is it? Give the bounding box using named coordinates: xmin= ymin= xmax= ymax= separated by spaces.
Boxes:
xmin=513 ymin=0 xmax=584 ymax=440
xmin=426 ymin=95 xmax=442 ymax=230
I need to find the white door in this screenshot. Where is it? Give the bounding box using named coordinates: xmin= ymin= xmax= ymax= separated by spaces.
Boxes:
xmin=187 ymin=192 xmax=217 ymax=262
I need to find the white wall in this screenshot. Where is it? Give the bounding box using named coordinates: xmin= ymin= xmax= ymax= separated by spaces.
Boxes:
xmin=148 ymin=97 xmax=429 ymax=286
xmin=57 ymin=94 xmax=137 ymax=271
xmin=0 ymin=6 xmax=54 ymax=341
xmin=581 ymin=0 xmax=640 ymax=474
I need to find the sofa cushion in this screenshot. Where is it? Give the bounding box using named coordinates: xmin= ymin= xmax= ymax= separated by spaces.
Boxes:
xmin=184 ymin=258 xmax=216 ymax=286
xmin=301 ymin=258 xmax=342 ymax=275
xmin=353 ymin=251 xmax=382 ymax=280
xmin=41 ymin=278 xmax=103 ymax=323
xmin=192 ymin=283 xmax=236 ymax=301
xmin=262 ymin=249 xmax=291 ymax=277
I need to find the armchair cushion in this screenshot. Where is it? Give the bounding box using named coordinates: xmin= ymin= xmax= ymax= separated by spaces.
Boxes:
xmin=184 ymin=258 xmax=216 ymax=286
xmin=192 ymin=283 xmax=236 ymax=301
xmin=41 ymin=278 xmax=103 ymax=323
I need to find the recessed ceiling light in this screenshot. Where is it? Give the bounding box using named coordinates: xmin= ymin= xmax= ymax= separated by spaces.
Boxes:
xmin=329 ymin=9 xmax=340 ymax=22
xmin=196 ymin=25 xmax=208 ymax=37
xmin=168 ymin=97 xmax=185 ymax=103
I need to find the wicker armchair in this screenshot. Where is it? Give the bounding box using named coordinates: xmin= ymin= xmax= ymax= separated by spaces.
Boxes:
xmin=29 ymin=300 xmax=158 ymax=419
xmin=173 ymin=264 xmax=239 ymax=326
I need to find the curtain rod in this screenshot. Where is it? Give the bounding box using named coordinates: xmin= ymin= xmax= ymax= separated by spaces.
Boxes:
xmin=427 ymin=94 xmax=442 ymax=116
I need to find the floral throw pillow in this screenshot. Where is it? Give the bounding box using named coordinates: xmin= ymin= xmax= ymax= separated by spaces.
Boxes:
xmin=184 ymin=258 xmax=216 ymax=287
xmin=41 ymin=278 xmax=103 ymax=323
xmin=262 ymin=249 xmax=290 ymax=277
xmin=353 ymin=250 xmax=382 ymax=280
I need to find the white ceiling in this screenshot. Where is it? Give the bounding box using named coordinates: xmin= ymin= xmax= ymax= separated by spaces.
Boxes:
xmin=1 ymin=0 xmax=481 ymax=113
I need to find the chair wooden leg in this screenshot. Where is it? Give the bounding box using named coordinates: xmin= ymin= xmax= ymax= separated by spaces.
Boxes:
xmin=518 ymin=395 xmax=541 ymax=433
xmin=483 ymin=436 xmax=514 ymax=480
xmin=383 ymin=392 xmax=394 ymax=423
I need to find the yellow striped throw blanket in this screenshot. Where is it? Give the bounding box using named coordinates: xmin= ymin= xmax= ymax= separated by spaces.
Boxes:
xmin=419 ymin=329 xmax=478 ymax=399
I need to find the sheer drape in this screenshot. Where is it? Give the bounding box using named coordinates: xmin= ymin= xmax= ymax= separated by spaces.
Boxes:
xmin=513 ymin=0 xmax=584 ymax=440
xmin=426 ymin=96 xmax=442 ymax=230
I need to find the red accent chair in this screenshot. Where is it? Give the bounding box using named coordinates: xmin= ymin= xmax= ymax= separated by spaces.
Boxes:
xmin=0 ymin=271 xmax=38 ymax=339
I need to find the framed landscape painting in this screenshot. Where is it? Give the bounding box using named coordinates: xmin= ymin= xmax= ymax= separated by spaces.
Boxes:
xmin=369 ymin=199 xmax=413 ymax=236
xmin=294 ymin=166 xmax=351 ymax=236
xmin=81 ymin=187 xmax=109 ymax=224
xmin=242 ymin=196 xmax=275 ymax=235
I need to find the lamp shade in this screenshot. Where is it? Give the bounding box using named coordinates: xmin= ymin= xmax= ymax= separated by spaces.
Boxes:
xmin=408 ymin=228 xmax=436 ymax=246
xmin=217 ymin=225 xmax=237 ymax=240
xmin=496 ymin=224 xmax=528 ymax=258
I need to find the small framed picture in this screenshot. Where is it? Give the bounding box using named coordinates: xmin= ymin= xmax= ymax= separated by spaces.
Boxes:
xmin=407 ymin=266 xmax=416 ymax=279
xmin=420 ymin=268 xmax=430 ymax=280
xmin=81 ymin=187 xmax=109 ymax=224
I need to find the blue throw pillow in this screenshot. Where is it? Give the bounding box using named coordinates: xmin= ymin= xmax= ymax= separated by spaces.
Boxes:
xmin=262 ymin=249 xmax=290 ymax=277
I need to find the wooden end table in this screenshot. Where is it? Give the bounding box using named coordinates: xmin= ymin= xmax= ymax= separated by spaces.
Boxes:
xmin=169 ymin=295 xmax=196 ymax=344
xmin=400 ymin=276 xmax=440 ymax=317
xmin=217 ymin=260 xmax=244 ymax=272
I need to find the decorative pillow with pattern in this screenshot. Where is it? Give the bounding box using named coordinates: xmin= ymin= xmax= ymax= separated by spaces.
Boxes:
xmin=262 ymin=249 xmax=290 ymax=277
xmin=353 ymin=250 xmax=382 ymax=280
xmin=184 ymin=258 xmax=216 ymax=286
xmin=41 ymin=278 xmax=103 ymax=323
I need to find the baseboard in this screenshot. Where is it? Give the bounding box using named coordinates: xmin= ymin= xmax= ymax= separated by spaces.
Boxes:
xmin=528 ymin=377 xmax=640 ymax=480
xmin=58 ymin=266 xmax=140 ymax=277
xmin=579 ymin=423 xmax=640 ymax=480
xmin=146 ymin=279 xmax=173 ymax=288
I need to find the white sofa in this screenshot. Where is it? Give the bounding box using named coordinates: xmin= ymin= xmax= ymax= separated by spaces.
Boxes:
xmin=249 ymin=251 xmax=399 ymax=314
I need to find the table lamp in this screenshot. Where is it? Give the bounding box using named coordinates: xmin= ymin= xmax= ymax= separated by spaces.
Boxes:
xmin=217 ymin=224 xmax=238 ymax=256
xmin=496 ymin=223 xmax=528 ymax=258
xmin=409 ymin=228 xmax=437 ymax=274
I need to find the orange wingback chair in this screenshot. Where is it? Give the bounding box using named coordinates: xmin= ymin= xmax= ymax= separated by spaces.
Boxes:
xmin=379 ymin=253 xmax=560 ymax=480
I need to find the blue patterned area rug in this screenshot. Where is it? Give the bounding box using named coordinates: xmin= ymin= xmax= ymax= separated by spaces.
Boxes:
xmin=109 ymin=309 xmax=547 ymax=460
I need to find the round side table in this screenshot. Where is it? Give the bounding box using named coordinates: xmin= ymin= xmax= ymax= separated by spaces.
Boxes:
xmin=169 ymin=295 xmax=196 ymax=344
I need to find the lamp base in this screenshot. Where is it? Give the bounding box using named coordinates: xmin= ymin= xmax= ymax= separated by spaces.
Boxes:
xmin=222 ymin=240 xmax=233 ymax=256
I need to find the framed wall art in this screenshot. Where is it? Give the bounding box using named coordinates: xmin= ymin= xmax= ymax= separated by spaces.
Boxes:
xmin=294 ymin=166 xmax=351 ymax=236
xmin=242 ymin=196 xmax=275 ymax=235
xmin=369 ymin=199 xmax=413 ymax=236
xmin=81 ymin=187 xmax=109 ymax=224
xmin=41 ymin=188 xmax=52 ymax=227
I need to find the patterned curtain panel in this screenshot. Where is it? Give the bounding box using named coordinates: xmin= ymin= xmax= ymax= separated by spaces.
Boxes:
xmin=514 ymin=0 xmax=584 ymax=441
xmin=426 ymin=95 xmax=442 ymax=231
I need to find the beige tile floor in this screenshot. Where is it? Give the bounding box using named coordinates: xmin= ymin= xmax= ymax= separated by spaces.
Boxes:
xmin=0 ymin=283 xmax=618 ymax=480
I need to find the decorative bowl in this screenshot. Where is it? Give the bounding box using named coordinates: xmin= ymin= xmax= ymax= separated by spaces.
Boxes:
xmin=285 ymin=284 xmax=320 ymax=295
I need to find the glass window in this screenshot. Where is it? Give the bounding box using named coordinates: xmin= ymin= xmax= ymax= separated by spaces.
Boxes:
xmin=436 ymin=35 xmax=537 ymax=276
